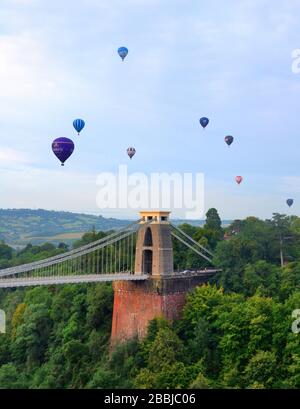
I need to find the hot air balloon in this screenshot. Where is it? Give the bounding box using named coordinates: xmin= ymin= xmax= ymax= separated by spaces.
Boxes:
xmin=73 ymin=119 xmax=85 ymax=135
xmin=286 ymin=199 xmax=294 ymax=207
xmin=118 ymin=47 xmax=128 ymax=61
xmin=225 ymin=135 xmax=234 ymax=146
xmin=127 ymin=147 xmax=136 ymax=159
xmin=199 ymin=117 xmax=209 ymax=129
xmin=52 ymin=137 xmax=74 ymax=166
xmin=235 ymin=176 xmax=243 ymax=185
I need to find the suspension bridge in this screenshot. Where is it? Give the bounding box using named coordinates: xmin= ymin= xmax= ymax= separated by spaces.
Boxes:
xmin=0 ymin=211 xmax=219 ymax=289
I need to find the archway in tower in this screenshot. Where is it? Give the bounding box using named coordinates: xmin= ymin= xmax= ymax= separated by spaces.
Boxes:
xmin=143 ymin=227 xmax=153 ymax=246
xmin=142 ymin=250 xmax=153 ymax=274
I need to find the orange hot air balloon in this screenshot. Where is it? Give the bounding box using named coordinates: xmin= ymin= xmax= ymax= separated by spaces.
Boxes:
xmin=235 ymin=176 xmax=243 ymax=185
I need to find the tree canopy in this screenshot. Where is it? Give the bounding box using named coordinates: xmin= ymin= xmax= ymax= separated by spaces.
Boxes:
xmin=0 ymin=213 xmax=300 ymax=389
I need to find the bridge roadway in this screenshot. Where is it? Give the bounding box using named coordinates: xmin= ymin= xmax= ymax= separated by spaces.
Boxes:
xmin=0 ymin=273 xmax=149 ymax=288
xmin=0 ymin=269 xmax=220 ymax=288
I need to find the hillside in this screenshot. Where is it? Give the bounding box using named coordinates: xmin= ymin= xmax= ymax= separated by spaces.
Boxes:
xmin=0 ymin=209 xmax=130 ymax=247
xmin=0 ymin=209 xmax=232 ymax=248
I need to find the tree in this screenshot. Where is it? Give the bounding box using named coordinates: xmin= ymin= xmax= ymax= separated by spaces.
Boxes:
xmin=280 ymin=262 xmax=300 ymax=299
xmin=0 ymin=363 xmax=28 ymax=388
xmin=86 ymin=284 xmax=113 ymax=331
xmin=58 ymin=242 xmax=69 ymax=250
xmin=0 ymin=242 xmax=13 ymax=260
xmin=242 ymin=261 xmax=280 ymax=297
xmin=204 ymin=208 xmax=222 ymax=231
xmin=270 ymin=213 xmax=292 ymax=267
xmin=244 ymin=351 xmax=277 ymax=388
xmin=147 ymin=327 xmax=185 ymax=372
xmin=189 ymin=372 xmax=211 ymax=389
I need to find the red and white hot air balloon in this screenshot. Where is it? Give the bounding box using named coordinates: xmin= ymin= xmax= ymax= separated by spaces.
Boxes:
xmin=235 ymin=176 xmax=243 ymax=185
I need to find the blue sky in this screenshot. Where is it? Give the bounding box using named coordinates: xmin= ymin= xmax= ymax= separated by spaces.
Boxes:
xmin=1 ymin=0 xmax=300 ymax=219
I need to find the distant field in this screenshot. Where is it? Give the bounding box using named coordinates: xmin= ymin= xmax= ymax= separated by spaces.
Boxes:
xmin=29 ymin=232 xmax=85 ymax=241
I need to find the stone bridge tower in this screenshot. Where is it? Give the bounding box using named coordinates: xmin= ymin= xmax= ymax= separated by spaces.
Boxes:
xmin=134 ymin=211 xmax=173 ymax=277
xmin=111 ymin=211 xmax=212 ymax=345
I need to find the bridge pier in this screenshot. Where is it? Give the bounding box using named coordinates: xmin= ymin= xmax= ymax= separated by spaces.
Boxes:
xmin=110 ymin=211 xmax=216 ymax=346
xmin=111 ymin=273 xmax=212 ymax=345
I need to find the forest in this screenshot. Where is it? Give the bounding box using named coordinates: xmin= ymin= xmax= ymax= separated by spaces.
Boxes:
xmin=0 ymin=209 xmax=299 ymax=389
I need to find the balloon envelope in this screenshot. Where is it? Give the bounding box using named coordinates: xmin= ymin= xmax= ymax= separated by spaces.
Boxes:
xmin=127 ymin=147 xmax=136 ymax=159
xmin=287 ymin=199 xmax=294 ymax=207
xmin=199 ymin=117 xmax=209 ymax=128
xmin=118 ymin=47 xmax=128 ymax=61
xmin=225 ymin=135 xmax=234 ymax=146
xmin=235 ymin=176 xmax=243 ymax=184
xmin=73 ymin=119 xmax=85 ymax=135
xmin=52 ymin=137 xmax=74 ymax=166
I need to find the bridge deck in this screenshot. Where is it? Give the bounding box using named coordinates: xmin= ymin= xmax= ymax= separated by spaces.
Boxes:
xmin=0 ymin=269 xmax=219 ymax=288
xmin=0 ymin=273 xmax=149 ymax=288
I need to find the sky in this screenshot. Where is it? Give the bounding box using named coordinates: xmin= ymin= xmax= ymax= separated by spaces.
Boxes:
xmin=1 ymin=0 xmax=300 ymax=220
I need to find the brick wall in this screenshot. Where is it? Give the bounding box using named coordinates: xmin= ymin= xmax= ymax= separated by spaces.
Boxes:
xmin=111 ymin=280 xmax=187 ymax=346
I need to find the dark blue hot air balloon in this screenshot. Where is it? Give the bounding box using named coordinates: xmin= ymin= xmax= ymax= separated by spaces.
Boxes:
xmin=118 ymin=47 xmax=128 ymax=61
xmin=52 ymin=137 xmax=74 ymax=166
xmin=225 ymin=135 xmax=234 ymax=146
xmin=199 ymin=117 xmax=209 ymax=129
xmin=73 ymin=118 xmax=85 ymax=135
xmin=286 ymin=199 xmax=294 ymax=207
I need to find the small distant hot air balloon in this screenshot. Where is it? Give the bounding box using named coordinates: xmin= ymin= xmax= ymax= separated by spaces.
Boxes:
xmin=225 ymin=135 xmax=234 ymax=146
xmin=235 ymin=176 xmax=243 ymax=185
xmin=127 ymin=147 xmax=136 ymax=159
xmin=286 ymin=199 xmax=294 ymax=207
xmin=118 ymin=47 xmax=128 ymax=61
xmin=199 ymin=117 xmax=209 ymax=129
xmin=73 ymin=119 xmax=85 ymax=135
xmin=52 ymin=137 xmax=75 ymax=166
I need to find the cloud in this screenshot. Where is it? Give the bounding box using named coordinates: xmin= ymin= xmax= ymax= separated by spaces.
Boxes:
xmin=0 ymin=30 xmax=88 ymax=119
xmin=0 ymin=33 xmax=54 ymax=99
xmin=0 ymin=164 xmax=99 ymax=212
xmin=0 ymin=147 xmax=31 ymax=166
xmin=281 ymin=176 xmax=300 ymax=194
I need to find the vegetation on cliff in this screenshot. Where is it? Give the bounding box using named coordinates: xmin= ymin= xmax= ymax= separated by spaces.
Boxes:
xmin=0 ymin=210 xmax=299 ymax=388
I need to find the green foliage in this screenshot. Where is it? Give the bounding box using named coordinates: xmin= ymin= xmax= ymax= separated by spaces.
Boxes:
xmin=0 ymin=242 xmax=13 ymax=261
xmin=134 ymin=320 xmax=193 ymax=389
xmin=0 ymin=363 xmax=28 ymax=388
xmin=204 ymin=208 xmax=223 ymax=245
xmin=0 ymin=211 xmax=300 ymax=389
xmin=0 ymin=281 xmax=115 ymax=388
xmin=243 ymin=351 xmax=277 ymax=388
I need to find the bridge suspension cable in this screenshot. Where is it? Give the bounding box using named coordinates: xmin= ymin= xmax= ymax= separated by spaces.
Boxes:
xmin=0 ymin=220 xmax=150 ymax=287
xmin=0 ymin=220 xmax=141 ymax=277
xmin=171 ymin=232 xmax=213 ymax=264
xmin=170 ymin=224 xmax=214 ymax=258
